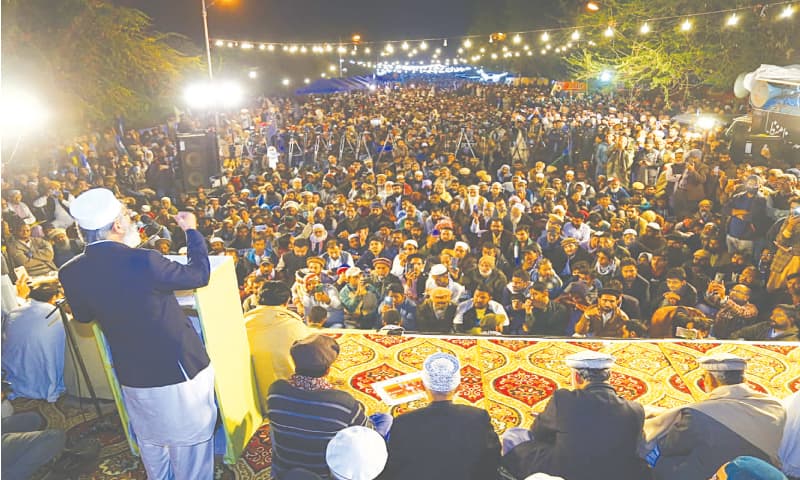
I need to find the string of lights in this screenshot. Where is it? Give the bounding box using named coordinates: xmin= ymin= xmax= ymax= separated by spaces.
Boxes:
xmin=218 ymin=1 xmax=796 ymax=86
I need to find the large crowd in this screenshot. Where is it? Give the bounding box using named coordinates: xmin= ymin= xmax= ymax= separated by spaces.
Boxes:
xmin=1 ymin=81 xmax=800 ymax=479
xmin=3 ymin=82 xmax=799 ymax=340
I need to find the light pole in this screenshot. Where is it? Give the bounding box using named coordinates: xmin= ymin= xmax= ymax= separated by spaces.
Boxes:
xmin=201 ymin=0 xmax=214 ymax=80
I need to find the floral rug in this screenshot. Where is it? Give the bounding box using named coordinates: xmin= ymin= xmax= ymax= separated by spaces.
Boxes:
xmin=15 ymin=336 xmax=799 ymax=479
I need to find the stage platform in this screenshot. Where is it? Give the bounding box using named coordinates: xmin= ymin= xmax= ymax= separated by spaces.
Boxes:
xmin=16 ymin=333 xmax=800 ymax=479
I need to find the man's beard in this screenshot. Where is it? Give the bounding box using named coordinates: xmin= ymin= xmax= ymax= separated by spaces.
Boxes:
xmin=479 ymin=269 xmax=492 ymax=278
xmin=123 ymin=225 xmax=141 ymax=248
xmin=55 ymin=239 xmax=71 ymax=250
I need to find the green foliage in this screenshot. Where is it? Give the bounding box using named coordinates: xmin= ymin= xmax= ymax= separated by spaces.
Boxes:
xmin=564 ymin=0 xmax=799 ymax=100
xmin=2 ymin=0 xmax=202 ymax=130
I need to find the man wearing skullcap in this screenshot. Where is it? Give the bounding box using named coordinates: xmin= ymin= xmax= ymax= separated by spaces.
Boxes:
xmin=502 ymin=351 xmax=647 ymax=480
xmin=643 ymin=353 xmax=786 ymax=480
xmin=326 ymin=426 xmax=388 ymax=480
xmin=381 ymin=353 xmax=500 ymax=479
xmin=416 ymin=286 xmax=458 ymax=333
xmin=267 ymin=334 xmax=391 ymax=479
xmin=59 ymin=189 xmax=216 ymax=479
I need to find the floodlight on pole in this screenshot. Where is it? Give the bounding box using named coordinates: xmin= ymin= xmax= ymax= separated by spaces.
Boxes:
xmin=696 ymin=116 xmax=717 ymax=131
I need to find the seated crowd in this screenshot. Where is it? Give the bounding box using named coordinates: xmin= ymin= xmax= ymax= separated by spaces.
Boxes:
xmin=1 ymin=81 xmax=799 ymax=478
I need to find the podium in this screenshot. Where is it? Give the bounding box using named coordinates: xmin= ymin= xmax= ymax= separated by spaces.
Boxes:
xmin=91 ymin=255 xmax=262 ymax=464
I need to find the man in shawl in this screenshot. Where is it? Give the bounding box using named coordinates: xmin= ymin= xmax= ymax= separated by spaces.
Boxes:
xmin=641 ymin=353 xmax=786 ymax=480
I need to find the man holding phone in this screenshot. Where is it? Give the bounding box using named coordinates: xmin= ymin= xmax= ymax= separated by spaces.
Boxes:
xmin=767 ymin=196 xmax=800 ymax=292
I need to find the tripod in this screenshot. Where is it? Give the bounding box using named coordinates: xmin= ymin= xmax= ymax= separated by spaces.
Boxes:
xmin=454 ymin=128 xmax=478 ymax=159
xmin=313 ymin=131 xmax=332 ymax=165
xmin=287 ymin=134 xmax=305 ymax=169
xmin=376 ymin=131 xmax=396 ymax=163
xmin=47 ymin=299 xmax=105 ymax=420
xmin=355 ymin=132 xmax=373 ymax=162
xmin=338 ymin=131 xmax=358 ymax=162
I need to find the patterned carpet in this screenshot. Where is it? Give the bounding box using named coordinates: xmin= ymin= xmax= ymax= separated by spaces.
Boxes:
xmin=14 ymin=335 xmax=800 ymax=479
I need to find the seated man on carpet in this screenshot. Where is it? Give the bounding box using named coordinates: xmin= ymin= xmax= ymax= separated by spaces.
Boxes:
xmin=642 ymin=353 xmax=786 ymax=480
xmin=380 ymin=352 xmax=501 ymax=479
xmin=730 ymin=304 xmax=799 ymax=342
xmin=267 ymin=334 xmax=391 ymax=479
xmin=501 ymin=351 xmax=648 ymax=480
xmin=1 ymin=281 xmax=66 ymax=402
xmin=453 ymin=285 xmax=509 ymax=333
xmin=415 ymin=286 xmax=457 ymax=333
xmin=573 ymin=287 xmax=629 ymax=338
xmin=244 ymin=281 xmax=311 ymax=415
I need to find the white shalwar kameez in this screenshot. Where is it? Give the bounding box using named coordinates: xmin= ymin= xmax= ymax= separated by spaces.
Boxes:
xmin=121 ymin=365 xmax=216 ymax=480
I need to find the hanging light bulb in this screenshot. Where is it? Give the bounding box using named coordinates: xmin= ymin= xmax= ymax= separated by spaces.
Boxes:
xmin=541 ymin=31 xmax=550 ymax=42
xmin=337 ymin=45 xmax=347 ymax=53
xmin=463 ymin=39 xmax=473 ymax=48
xmin=325 ymin=44 xmax=333 ymax=52
xmin=640 ymin=22 xmax=650 ymax=34
xmin=512 ymin=34 xmax=522 ymax=44
xmin=780 ymin=5 xmax=794 ymax=18
xmin=726 ymin=13 xmax=739 ymax=26
xmin=479 ymin=47 xmax=485 ymax=53
xmin=490 ymin=53 xmax=498 ymax=59
xmin=259 ymin=43 xmax=266 ymax=50
xmin=300 ymin=46 xmax=307 ymax=53
xmin=571 ymin=30 xmax=581 ymax=41
xmin=385 ymin=44 xmax=394 ymax=53
xmin=214 ymin=39 xmax=224 ymax=47
xmin=604 ymin=26 xmax=614 ymax=37
xmin=541 ymin=49 xmax=547 ymax=55
xmin=401 ymin=41 xmax=409 ymax=50
xmin=681 ymin=19 xmax=692 ymax=31
xmin=523 ymin=44 xmax=530 ymax=50
xmin=443 ymin=39 xmax=448 ymax=47
xmin=420 ymin=41 xmax=428 ymax=50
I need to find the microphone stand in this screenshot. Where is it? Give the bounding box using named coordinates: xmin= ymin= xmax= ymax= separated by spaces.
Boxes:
xmin=47 ymin=299 xmax=105 ymax=420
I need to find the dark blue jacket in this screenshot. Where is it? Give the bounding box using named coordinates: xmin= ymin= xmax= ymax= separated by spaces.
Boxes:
xmin=59 ymin=230 xmax=210 ymax=388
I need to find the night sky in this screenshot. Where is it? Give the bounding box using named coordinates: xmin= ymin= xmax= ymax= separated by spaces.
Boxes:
xmin=117 ymin=0 xmax=478 ymax=45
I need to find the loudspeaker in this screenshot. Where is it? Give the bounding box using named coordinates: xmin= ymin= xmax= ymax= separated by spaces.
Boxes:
xmin=176 ymin=133 xmax=218 ymax=191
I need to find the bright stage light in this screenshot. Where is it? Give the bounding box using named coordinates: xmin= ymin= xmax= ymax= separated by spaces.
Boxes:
xmin=419 ymin=41 xmax=428 ymax=50
xmin=541 ymin=32 xmax=550 ymax=42
xmin=329 ymin=64 xmax=337 ymax=72
xmin=304 ymin=78 xmax=310 ymax=84
xmin=780 ymin=5 xmax=794 ymax=18
xmin=640 ymin=22 xmax=650 ymax=34
xmin=0 ymin=88 xmax=49 ymax=136
xmin=599 ymin=70 xmax=613 ymax=82
xmin=248 ymin=70 xmax=257 ymax=79
xmin=215 ymin=40 xmax=224 ymax=47
xmin=726 ymin=13 xmax=739 ymax=26
xmin=281 ymin=78 xmax=290 ymax=86
xmin=401 ymin=42 xmax=409 ymax=50
xmin=512 ymin=34 xmax=522 ymax=44
xmin=183 ymin=81 xmax=244 ymax=109
xmin=571 ymin=30 xmax=581 ymax=41
xmin=696 ymin=116 xmax=716 ymax=130
xmin=463 ymin=39 xmax=472 ymax=48
xmin=604 ymin=26 xmax=614 ymax=37
xmin=681 ymin=19 xmax=692 ymax=31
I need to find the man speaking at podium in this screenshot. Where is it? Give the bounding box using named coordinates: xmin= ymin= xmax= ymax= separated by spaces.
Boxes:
xmin=59 ymin=188 xmax=215 ymax=480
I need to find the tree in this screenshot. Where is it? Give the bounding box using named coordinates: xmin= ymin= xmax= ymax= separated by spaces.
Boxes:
xmin=564 ymin=0 xmax=799 ymax=101
xmin=2 ymin=0 xmax=202 ymax=130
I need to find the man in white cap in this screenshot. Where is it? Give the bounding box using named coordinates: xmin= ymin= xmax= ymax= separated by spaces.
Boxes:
xmin=502 ymin=350 xmax=647 ymax=480
xmin=59 ymin=188 xmax=216 ymax=479
xmin=424 ymin=263 xmax=465 ymax=304
xmin=642 ymin=353 xmax=786 ymax=480
xmin=381 ymin=353 xmax=500 ymax=479
xmin=326 ymin=426 xmax=387 ymax=480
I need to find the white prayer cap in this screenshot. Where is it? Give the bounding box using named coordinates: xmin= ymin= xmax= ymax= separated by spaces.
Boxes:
xmin=326 ymin=426 xmax=387 ymax=480
xmin=646 ymin=222 xmax=661 ymax=231
xmin=403 ymin=239 xmax=418 ymax=249
xmin=698 ymin=353 xmax=747 ymax=372
xmin=429 ymin=264 xmax=448 ymax=276
xmin=454 ymin=241 xmax=470 ymax=251
xmin=70 ymin=188 xmax=123 ymax=230
xmin=283 ymin=201 xmax=300 ymax=210
xmin=524 ymin=474 xmax=565 ymax=480
xmin=422 ymin=352 xmax=461 ymax=393
xmin=344 ymin=266 xmax=363 ymax=278
xmin=209 ymin=237 xmax=224 ymax=244
xmin=623 ymin=228 xmax=638 ymax=236
xmin=564 ymin=350 xmax=616 ymax=370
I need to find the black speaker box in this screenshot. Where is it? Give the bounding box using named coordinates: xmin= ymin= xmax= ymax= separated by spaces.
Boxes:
xmin=176 ymin=133 xmax=218 ymax=191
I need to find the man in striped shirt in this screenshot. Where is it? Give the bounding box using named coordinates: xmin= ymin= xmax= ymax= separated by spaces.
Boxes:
xmin=267 ymin=334 xmax=385 ymax=479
